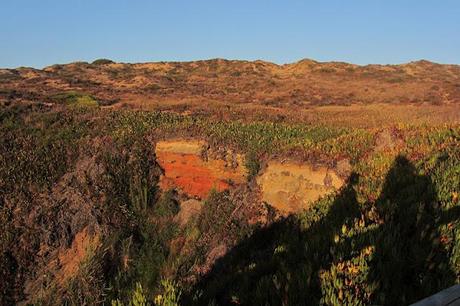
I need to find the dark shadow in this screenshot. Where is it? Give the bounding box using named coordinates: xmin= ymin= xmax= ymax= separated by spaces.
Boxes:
xmin=356 ymin=156 xmax=457 ymax=305
xmin=186 ymin=156 xmax=459 ymax=305
xmin=186 ymin=173 xmax=361 ymax=305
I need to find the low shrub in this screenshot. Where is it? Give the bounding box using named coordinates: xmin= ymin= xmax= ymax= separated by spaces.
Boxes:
xmin=244 ymin=150 xmax=261 ymax=180
xmin=154 ymin=190 xmax=180 ymax=218
xmin=50 ymin=91 xmax=99 ymax=108
xmin=92 ymin=58 xmax=115 ymax=65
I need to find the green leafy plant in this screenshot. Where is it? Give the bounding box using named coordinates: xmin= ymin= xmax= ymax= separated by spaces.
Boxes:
xmin=50 ymin=91 xmax=99 ymax=107
xmin=244 ymin=150 xmax=261 ymax=180
xmin=153 ymin=190 xmax=180 ymax=218
xmin=154 ymin=279 xmax=182 ymax=306
xmin=112 ymin=282 xmax=148 ymax=306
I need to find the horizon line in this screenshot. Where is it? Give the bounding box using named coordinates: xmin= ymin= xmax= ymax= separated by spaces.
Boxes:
xmin=3 ymin=57 xmax=460 ymax=70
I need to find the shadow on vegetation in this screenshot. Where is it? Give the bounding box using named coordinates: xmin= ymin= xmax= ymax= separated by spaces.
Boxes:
xmin=188 ymin=156 xmax=460 ymax=305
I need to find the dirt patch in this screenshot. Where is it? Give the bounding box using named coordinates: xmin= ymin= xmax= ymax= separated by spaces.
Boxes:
xmin=257 ymin=161 xmax=344 ymax=213
xmin=156 ymin=140 xmax=246 ymax=199
xmin=336 ymin=159 xmax=352 ymax=178
xmin=176 ymin=199 xmax=203 ymax=226
xmin=374 ymin=129 xmax=404 ymax=152
xmin=56 ymin=227 xmax=100 ymax=285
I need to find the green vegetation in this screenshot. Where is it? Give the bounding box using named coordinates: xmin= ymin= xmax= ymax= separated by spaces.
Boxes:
xmin=0 ymin=102 xmax=459 ymax=305
xmin=191 ymin=153 xmax=460 ymax=305
xmin=111 ymin=280 xmax=181 ymax=306
xmin=0 ymin=71 xmax=21 ymax=83
xmin=385 ymin=76 xmax=405 ymax=83
xmin=92 ymin=58 xmax=115 ymax=65
xmin=244 ymin=150 xmax=261 ymax=180
xmin=0 ymin=105 xmax=89 ymax=192
xmin=154 ymin=190 xmax=180 ymax=217
xmin=50 ymin=91 xmax=99 ymax=107
xmin=108 ymin=110 xmax=370 ymax=161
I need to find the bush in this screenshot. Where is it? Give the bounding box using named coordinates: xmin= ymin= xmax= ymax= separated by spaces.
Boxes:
xmin=92 ymin=58 xmax=115 ymax=65
xmin=154 ymin=279 xmax=182 ymax=306
xmin=244 ymin=151 xmax=261 ymax=180
xmin=112 ymin=283 xmax=148 ymax=306
xmin=50 ymin=91 xmax=99 ymax=108
xmin=111 ymin=280 xmax=181 ymax=306
xmin=153 ymin=190 xmax=180 ymax=218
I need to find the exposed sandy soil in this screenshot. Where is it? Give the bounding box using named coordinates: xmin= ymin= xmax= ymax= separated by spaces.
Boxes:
xmin=156 ymin=140 xmax=346 ymax=213
xmin=155 ymin=140 xmax=246 ymax=199
xmin=176 ymin=199 xmax=203 ymax=226
xmin=25 ymin=226 xmax=101 ymax=298
xmin=156 ymin=139 xmax=205 ymax=155
xmin=257 ymin=161 xmax=343 ymax=213
xmin=56 ymin=227 xmax=100 ymax=285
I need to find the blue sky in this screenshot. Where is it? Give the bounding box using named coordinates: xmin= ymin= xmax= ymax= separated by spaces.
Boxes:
xmin=1 ymin=0 xmax=459 ymax=68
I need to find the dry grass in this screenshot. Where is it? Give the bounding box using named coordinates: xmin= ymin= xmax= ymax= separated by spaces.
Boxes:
xmin=1 ymin=59 xmax=459 ymax=127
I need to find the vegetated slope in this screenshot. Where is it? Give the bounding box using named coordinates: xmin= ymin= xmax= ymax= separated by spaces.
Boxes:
xmin=1 ymin=58 xmax=460 ymax=111
xmin=1 ymin=100 xmax=459 ymax=305
xmin=1 ymin=58 xmax=460 ymax=305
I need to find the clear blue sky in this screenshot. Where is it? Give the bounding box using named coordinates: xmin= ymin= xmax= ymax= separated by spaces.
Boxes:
xmin=1 ymin=0 xmax=459 ymax=68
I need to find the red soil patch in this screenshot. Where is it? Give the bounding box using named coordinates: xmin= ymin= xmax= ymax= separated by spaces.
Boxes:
xmin=156 ymin=140 xmax=246 ymax=199
xmin=158 ymin=152 xmax=229 ymax=198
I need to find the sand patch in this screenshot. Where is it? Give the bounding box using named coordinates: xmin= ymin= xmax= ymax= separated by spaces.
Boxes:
xmin=176 ymin=199 xmax=203 ymax=226
xmin=156 ymin=139 xmax=205 ymax=155
xmin=257 ymin=161 xmax=343 ymax=213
